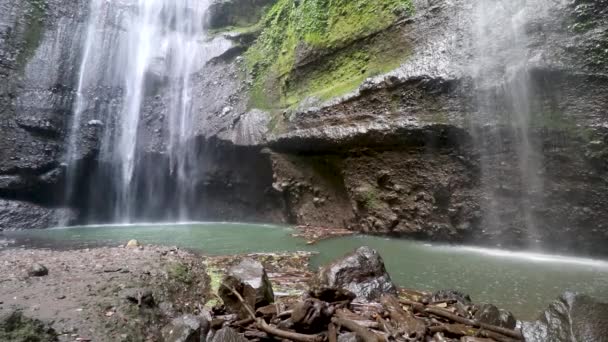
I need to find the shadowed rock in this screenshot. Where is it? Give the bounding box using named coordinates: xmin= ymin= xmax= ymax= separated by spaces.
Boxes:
xmin=522 ymin=292 xmax=608 ymax=342
xmin=218 ymin=258 xmax=274 ymax=319
xmin=310 ymin=246 xmax=396 ymax=302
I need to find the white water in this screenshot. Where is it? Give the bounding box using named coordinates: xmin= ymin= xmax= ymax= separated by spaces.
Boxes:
xmin=471 ymin=0 xmax=553 ymax=247
xmin=63 ymin=0 xmax=230 ymax=222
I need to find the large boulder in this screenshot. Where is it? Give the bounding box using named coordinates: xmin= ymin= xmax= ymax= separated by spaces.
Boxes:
xmin=522 ymin=292 xmax=608 ymax=342
xmin=218 ymin=258 xmax=274 ymax=319
xmin=310 ymin=246 xmax=397 ymax=302
xmin=161 ymin=315 xmax=209 ymax=342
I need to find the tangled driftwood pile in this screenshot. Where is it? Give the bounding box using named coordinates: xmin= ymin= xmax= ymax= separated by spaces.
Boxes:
xmin=214 ymin=290 xmax=523 ymax=342
xmin=205 ymin=246 xmax=524 ymax=342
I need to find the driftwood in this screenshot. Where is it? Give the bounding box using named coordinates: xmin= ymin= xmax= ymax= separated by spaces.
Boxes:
xmin=226 ymin=285 xmax=324 ymax=342
xmin=424 ymin=307 xmax=523 ymax=340
xmin=217 ymin=282 xmax=524 ymax=342
xmin=332 ymin=316 xmax=381 ymax=342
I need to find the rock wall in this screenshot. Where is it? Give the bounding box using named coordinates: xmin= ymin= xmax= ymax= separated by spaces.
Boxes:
xmin=0 ymin=0 xmax=89 ymax=229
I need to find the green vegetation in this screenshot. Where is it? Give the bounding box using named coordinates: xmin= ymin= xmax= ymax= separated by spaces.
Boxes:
xmin=17 ymin=0 xmax=47 ymax=69
xmin=203 ymin=263 xmax=224 ymax=308
xmin=244 ymin=0 xmax=414 ymax=112
xmin=361 ymin=187 xmax=381 ymax=210
xmin=166 ymin=262 xmax=193 ymax=284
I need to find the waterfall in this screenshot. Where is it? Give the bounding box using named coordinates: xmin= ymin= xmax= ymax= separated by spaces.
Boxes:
xmin=471 ymin=0 xmax=553 ymax=247
xmin=63 ymin=0 xmax=231 ymax=223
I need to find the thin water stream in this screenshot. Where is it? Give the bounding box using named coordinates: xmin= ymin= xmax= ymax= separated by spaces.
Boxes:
xmin=3 ymin=223 xmax=607 ymax=320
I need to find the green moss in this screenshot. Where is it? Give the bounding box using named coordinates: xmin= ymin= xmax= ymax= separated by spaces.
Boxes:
xmin=362 ymin=187 xmax=381 ymax=209
xmin=245 ymin=0 xmax=414 ymax=112
xmin=203 ymin=263 xmax=224 ymax=308
xmin=166 ymin=262 xmax=193 ymax=285
xmin=17 ymin=0 xmax=47 ymax=69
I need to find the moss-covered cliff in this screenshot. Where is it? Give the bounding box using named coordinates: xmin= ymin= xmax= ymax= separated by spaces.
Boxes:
xmin=235 ymin=0 xmax=413 ymax=113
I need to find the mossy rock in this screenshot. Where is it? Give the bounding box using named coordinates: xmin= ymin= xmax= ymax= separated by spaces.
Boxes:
xmin=245 ymin=0 xmax=414 ymax=113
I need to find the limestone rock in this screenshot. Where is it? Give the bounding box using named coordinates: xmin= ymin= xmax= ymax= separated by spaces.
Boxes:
xmin=27 ymin=263 xmax=48 ymax=277
xmin=218 ymin=258 xmax=274 ymax=318
xmin=522 ymin=292 xmax=608 ymax=342
xmin=310 ymin=246 xmax=396 ymax=302
xmin=161 ymin=315 xmax=209 ymax=342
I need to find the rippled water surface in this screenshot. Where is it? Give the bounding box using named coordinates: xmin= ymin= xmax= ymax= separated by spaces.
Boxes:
xmin=4 ymin=222 xmax=608 ymax=320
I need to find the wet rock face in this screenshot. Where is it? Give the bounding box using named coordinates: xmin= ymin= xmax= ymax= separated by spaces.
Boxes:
xmin=0 ymin=199 xmax=76 ymax=230
xmin=0 ymin=0 xmax=90 ymax=227
xmin=205 ymin=0 xmax=276 ymax=29
xmin=311 ymin=246 xmax=397 ymax=302
xmin=218 ymin=258 xmax=274 ymax=319
xmin=522 ymin=292 xmax=608 ymax=342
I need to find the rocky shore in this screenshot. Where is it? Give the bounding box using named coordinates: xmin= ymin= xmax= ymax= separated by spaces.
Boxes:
xmin=1 ymin=244 xmax=606 ymax=342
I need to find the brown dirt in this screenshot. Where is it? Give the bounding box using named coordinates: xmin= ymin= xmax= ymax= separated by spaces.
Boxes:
xmin=0 ymin=245 xmax=210 ymax=342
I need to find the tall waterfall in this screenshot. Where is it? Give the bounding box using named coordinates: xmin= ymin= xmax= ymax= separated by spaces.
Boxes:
xmin=63 ymin=0 xmax=230 ymax=223
xmin=471 ymin=0 xmax=552 ymax=247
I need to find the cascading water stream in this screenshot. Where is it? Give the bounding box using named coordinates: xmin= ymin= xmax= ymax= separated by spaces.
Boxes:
xmin=471 ymin=0 xmax=552 ymax=247
xmin=63 ymin=0 xmax=230 ymax=223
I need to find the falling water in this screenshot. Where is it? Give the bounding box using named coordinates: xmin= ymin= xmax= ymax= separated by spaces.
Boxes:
xmin=471 ymin=0 xmax=552 ymax=247
xmin=63 ymin=0 xmax=231 ymax=223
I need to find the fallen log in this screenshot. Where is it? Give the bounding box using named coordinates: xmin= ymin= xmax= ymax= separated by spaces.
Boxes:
xmin=424 ymin=307 xmax=523 ymax=340
xmin=328 ymin=323 xmax=337 ymax=342
xmin=332 ymin=316 xmax=381 ymax=342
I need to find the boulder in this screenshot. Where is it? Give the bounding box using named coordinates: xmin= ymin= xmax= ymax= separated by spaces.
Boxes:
xmin=522 ymin=292 xmax=608 ymax=342
xmin=218 ymin=258 xmax=274 ymax=319
xmin=210 ymin=327 xmax=248 ymax=342
xmin=161 ymin=315 xmax=209 ymax=342
xmin=27 ymin=263 xmax=48 ymax=277
xmin=310 ymin=246 xmax=396 ymax=302
xmin=473 ymin=303 xmax=516 ymax=329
